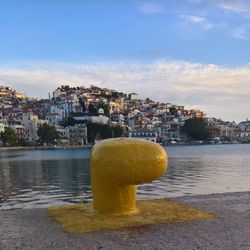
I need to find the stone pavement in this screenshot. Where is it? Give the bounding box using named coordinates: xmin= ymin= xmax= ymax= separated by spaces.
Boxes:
xmin=1 ymin=191 xmax=250 ymax=250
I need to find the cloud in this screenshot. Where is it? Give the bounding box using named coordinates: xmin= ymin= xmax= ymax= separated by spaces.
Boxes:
xmin=215 ymin=0 xmax=250 ymax=13
xmin=0 ymin=60 xmax=250 ymax=122
xmin=188 ymin=0 xmax=249 ymax=12
xmin=231 ymin=25 xmax=250 ymax=40
xmin=137 ymin=2 xmax=165 ymax=14
xmin=182 ymin=1 xmax=250 ymax=39
xmin=179 ymin=14 xmax=214 ymax=30
xmin=180 ymin=14 xmax=206 ymax=24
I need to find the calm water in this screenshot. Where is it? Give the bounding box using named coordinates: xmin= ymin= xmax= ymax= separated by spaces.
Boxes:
xmin=0 ymin=144 xmax=250 ymax=210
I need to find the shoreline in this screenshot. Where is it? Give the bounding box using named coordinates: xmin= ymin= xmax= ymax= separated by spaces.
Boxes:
xmin=0 ymin=142 xmax=249 ymax=151
xmin=0 ymin=145 xmax=93 ymax=151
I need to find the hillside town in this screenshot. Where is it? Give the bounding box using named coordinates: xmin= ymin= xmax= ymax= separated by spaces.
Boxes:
xmin=0 ymin=84 xmax=250 ymax=147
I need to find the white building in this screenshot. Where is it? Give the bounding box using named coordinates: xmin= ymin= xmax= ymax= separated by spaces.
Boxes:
xmin=53 ymin=88 xmax=66 ymax=99
xmin=68 ymin=124 xmax=88 ymax=145
xmin=111 ymin=113 xmax=124 ymax=125
xmin=90 ymin=115 xmax=109 ymax=124
xmin=98 ymin=108 xmax=104 ymax=115
xmin=161 ymin=123 xmax=180 ymax=142
xmin=10 ymin=124 xmax=29 ymax=141
xmin=50 ymin=105 xmax=67 ymax=121
xmin=21 ymin=113 xmax=48 ymax=141
xmin=73 ymin=115 xmax=109 ymax=124
xmin=109 ymin=101 xmax=121 ymax=114
xmin=0 ymin=123 xmax=5 ymax=133
xmin=55 ymin=125 xmax=68 ymax=138
xmin=218 ymin=125 xmax=235 ymax=139
xmin=146 ymin=123 xmax=155 ymax=130
xmin=240 ymin=132 xmax=250 ymax=138
xmin=129 ymin=93 xmax=139 ymax=100
xmin=128 ymin=129 xmax=157 ymax=143
xmin=46 ymin=113 xmax=61 ymax=125
xmin=156 ymin=109 xmax=167 ymax=116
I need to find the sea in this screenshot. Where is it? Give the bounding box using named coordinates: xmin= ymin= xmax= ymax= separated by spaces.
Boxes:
xmin=0 ymin=144 xmax=250 ymax=210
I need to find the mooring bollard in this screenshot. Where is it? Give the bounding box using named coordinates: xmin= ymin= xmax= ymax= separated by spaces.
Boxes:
xmin=90 ymin=138 xmax=168 ymax=215
xmin=49 ymin=138 xmax=215 ymax=234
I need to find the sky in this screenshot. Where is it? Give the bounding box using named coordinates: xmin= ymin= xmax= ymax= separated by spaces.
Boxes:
xmin=1 ymin=0 xmax=250 ymax=122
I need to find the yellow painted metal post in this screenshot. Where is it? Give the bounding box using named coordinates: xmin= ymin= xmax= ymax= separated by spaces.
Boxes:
xmin=90 ymin=138 xmax=168 ymax=215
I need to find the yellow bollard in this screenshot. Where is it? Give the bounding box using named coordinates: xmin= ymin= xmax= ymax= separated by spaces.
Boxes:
xmin=49 ymin=138 xmax=217 ymax=233
xmin=90 ymin=138 xmax=168 ymax=215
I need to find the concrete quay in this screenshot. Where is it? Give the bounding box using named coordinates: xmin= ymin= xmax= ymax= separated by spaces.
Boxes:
xmin=1 ymin=191 xmax=250 ymax=250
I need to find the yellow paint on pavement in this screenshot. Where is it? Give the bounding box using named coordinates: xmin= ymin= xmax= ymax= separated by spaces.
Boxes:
xmin=48 ymin=199 xmax=217 ymax=234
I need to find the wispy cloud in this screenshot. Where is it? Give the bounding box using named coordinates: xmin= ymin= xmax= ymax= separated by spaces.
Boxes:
xmin=180 ymin=15 xmax=207 ymax=23
xmin=185 ymin=0 xmax=250 ymax=39
xmin=137 ymin=2 xmax=165 ymax=14
xmin=231 ymin=25 xmax=250 ymax=40
xmin=1 ymin=60 xmax=250 ymax=121
xmin=180 ymin=14 xmax=206 ymax=24
xmin=179 ymin=14 xmax=214 ymax=30
xmin=215 ymin=0 xmax=250 ymax=13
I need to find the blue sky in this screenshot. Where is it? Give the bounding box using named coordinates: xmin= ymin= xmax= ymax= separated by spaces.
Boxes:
xmin=1 ymin=0 xmax=250 ymax=121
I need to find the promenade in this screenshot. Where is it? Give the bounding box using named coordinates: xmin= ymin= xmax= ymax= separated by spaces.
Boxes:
xmin=1 ymin=191 xmax=250 ymax=250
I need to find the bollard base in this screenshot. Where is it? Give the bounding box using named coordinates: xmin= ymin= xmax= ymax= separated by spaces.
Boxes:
xmin=48 ymin=199 xmax=217 ymax=234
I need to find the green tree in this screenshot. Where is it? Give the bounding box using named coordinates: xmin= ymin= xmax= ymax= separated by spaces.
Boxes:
xmin=97 ymin=103 xmax=110 ymax=116
xmin=79 ymin=97 xmax=86 ymax=112
xmin=61 ymin=117 xmax=80 ymax=127
xmin=37 ymin=123 xmax=59 ymax=145
xmin=88 ymin=104 xmax=98 ymax=116
xmin=182 ymin=118 xmax=211 ymax=141
xmin=112 ymin=125 xmax=123 ymax=137
xmin=0 ymin=127 xmax=17 ymax=146
xmin=170 ymin=107 xmax=177 ymax=115
xmin=86 ymin=122 xmax=124 ymax=143
xmin=87 ymin=122 xmax=112 ymax=142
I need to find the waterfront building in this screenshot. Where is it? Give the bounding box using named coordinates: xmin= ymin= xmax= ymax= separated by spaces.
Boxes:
xmin=54 ymin=125 xmax=69 ymax=145
xmin=21 ymin=113 xmax=48 ymax=141
xmin=239 ymin=120 xmax=250 ymax=130
xmin=0 ymin=123 xmax=5 ymax=133
xmin=128 ymin=129 xmax=157 ymax=143
xmin=68 ymin=124 xmax=88 ymax=145
xmin=218 ymin=124 xmax=235 ymax=140
xmin=10 ymin=124 xmax=29 ymax=141
xmin=110 ymin=113 xmax=124 ymax=125
xmin=2 ymin=83 xmax=240 ymax=144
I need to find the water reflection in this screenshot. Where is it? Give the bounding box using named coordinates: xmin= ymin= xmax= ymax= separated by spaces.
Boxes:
xmin=1 ymin=144 xmax=250 ymax=210
xmin=0 ymin=155 xmax=91 ymax=210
